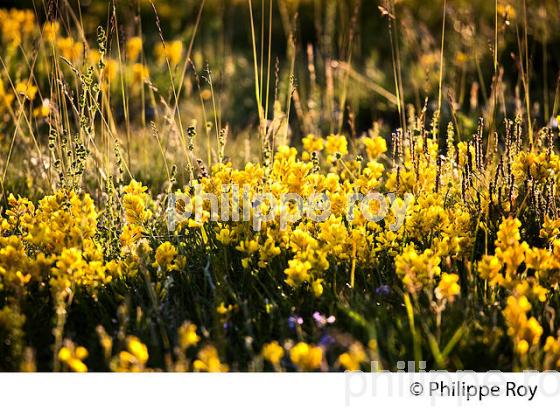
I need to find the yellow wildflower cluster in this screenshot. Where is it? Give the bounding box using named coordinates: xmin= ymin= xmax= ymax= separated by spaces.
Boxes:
xmin=193 ymin=345 xmax=229 ymax=372
xmin=395 ymin=245 xmax=441 ymax=294
xmin=0 ymin=9 xmax=35 ymax=47
xmin=110 ymin=336 xmax=149 ymax=372
xmin=262 ymin=341 xmax=284 ymax=366
xmin=338 ymin=343 xmax=367 ymax=371
xmin=154 ymin=40 xmax=183 ymax=67
xmin=120 ymin=180 xmax=153 ymax=251
xmin=544 ymin=336 xmax=560 ymax=370
xmin=154 ymin=242 xmax=184 ymax=272
xmin=289 ymin=342 xmax=323 ymax=371
xmin=56 ymin=36 xmax=83 ymax=63
xmin=178 ymin=322 xmax=201 ymax=350
xmin=0 ymin=190 xmax=118 ymax=297
xmin=126 ymin=36 xmax=143 ymax=62
xmin=503 ymin=294 xmax=543 ymax=356
xmin=435 ymin=273 xmax=461 ymax=302
xmin=474 ymin=216 xmax=560 ymax=359
xmin=512 ymin=150 xmax=560 ymax=185
xmin=0 ymin=8 xmax=165 ymax=119
xmin=0 ymin=91 xmax=559 ymax=372
xmin=42 ymin=21 xmax=60 ymax=42
xmin=58 ymin=341 xmax=88 ymax=372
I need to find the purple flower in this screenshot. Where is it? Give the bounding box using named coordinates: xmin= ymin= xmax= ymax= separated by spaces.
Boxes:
xmin=312 ymin=311 xmax=324 ymax=324
xmin=288 ymin=315 xmax=303 ymax=330
xmin=313 ymin=311 xmax=336 ymax=327
xmin=375 ymin=285 xmax=391 ymax=297
xmin=319 ymin=333 xmax=335 ymax=347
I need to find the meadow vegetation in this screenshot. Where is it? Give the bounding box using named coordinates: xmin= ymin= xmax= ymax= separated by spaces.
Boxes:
xmin=0 ymin=0 xmax=560 ymax=372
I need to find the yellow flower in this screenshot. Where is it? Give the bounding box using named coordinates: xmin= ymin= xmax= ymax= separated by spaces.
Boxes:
xmin=496 ymin=217 xmax=522 ymax=250
xmin=50 ymin=246 xmax=111 ymax=293
xmin=216 ymin=226 xmax=236 ymax=245
xmin=126 ymin=36 xmax=143 ymax=62
xmin=154 ymin=242 xmax=178 ymax=271
xmin=325 ymin=134 xmax=348 ymax=160
xmin=516 ymin=339 xmax=529 ymax=355
xmin=478 ymin=255 xmax=504 ymax=286
xmin=56 ymin=37 xmax=83 ymax=62
xmin=544 ymin=336 xmax=560 ymax=369
xmin=178 ymin=322 xmax=200 ymax=349
xmin=128 ymin=337 xmax=148 ymax=362
xmin=111 ymin=336 xmax=149 ymax=372
xmin=319 ymin=216 xmax=351 ymax=255
xmin=43 ymin=21 xmax=60 ymax=42
xmin=15 ymin=81 xmax=38 ymax=101
xmin=262 ymin=341 xmax=284 ymax=366
xmin=122 ymin=180 xmax=150 ymax=225
xmin=395 ymin=245 xmax=441 ymax=294
xmin=193 ymin=345 xmax=228 ymax=372
xmin=236 ymin=239 xmax=259 ymax=254
xmin=362 ymin=135 xmax=387 ymax=160
xmin=0 ymin=81 xmax=14 ymax=108
xmin=33 ymin=99 xmax=50 ymax=118
xmin=20 ymin=190 xmax=98 ymax=254
xmin=284 ymin=257 xmax=312 ymax=287
xmin=503 ymin=295 xmax=543 ymax=356
xmin=435 ymin=273 xmax=460 ymax=302
xmin=338 ymin=343 xmax=366 ymax=371
xmin=155 ymin=40 xmax=183 ymax=66
xmin=0 ymin=236 xmax=36 ymax=292
xmin=539 ymin=216 xmax=560 ymax=243
xmin=131 ymin=63 xmax=150 ymax=84
xmin=20 ymin=10 xmax=35 ymax=35
xmin=58 ymin=342 xmax=88 ymax=372
xmin=1 ymin=17 xmax=22 ymax=46
xmin=311 ymin=279 xmax=324 ymax=297
xmin=258 ymin=236 xmax=281 ymax=268
xmin=290 ymin=342 xmax=323 ymax=371
xmin=216 ymin=302 xmax=234 ymax=315
xmin=57 ymin=347 xmax=70 ymax=361
xmin=302 ymin=134 xmax=325 ymax=153
xmin=531 ymin=283 xmax=548 ymax=303
xmin=497 ymin=2 xmax=516 ymax=20
xmin=120 ymin=224 xmax=143 ymax=247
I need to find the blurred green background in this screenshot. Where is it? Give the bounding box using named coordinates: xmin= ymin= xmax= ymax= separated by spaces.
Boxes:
xmin=3 ymin=0 xmax=560 ymax=139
